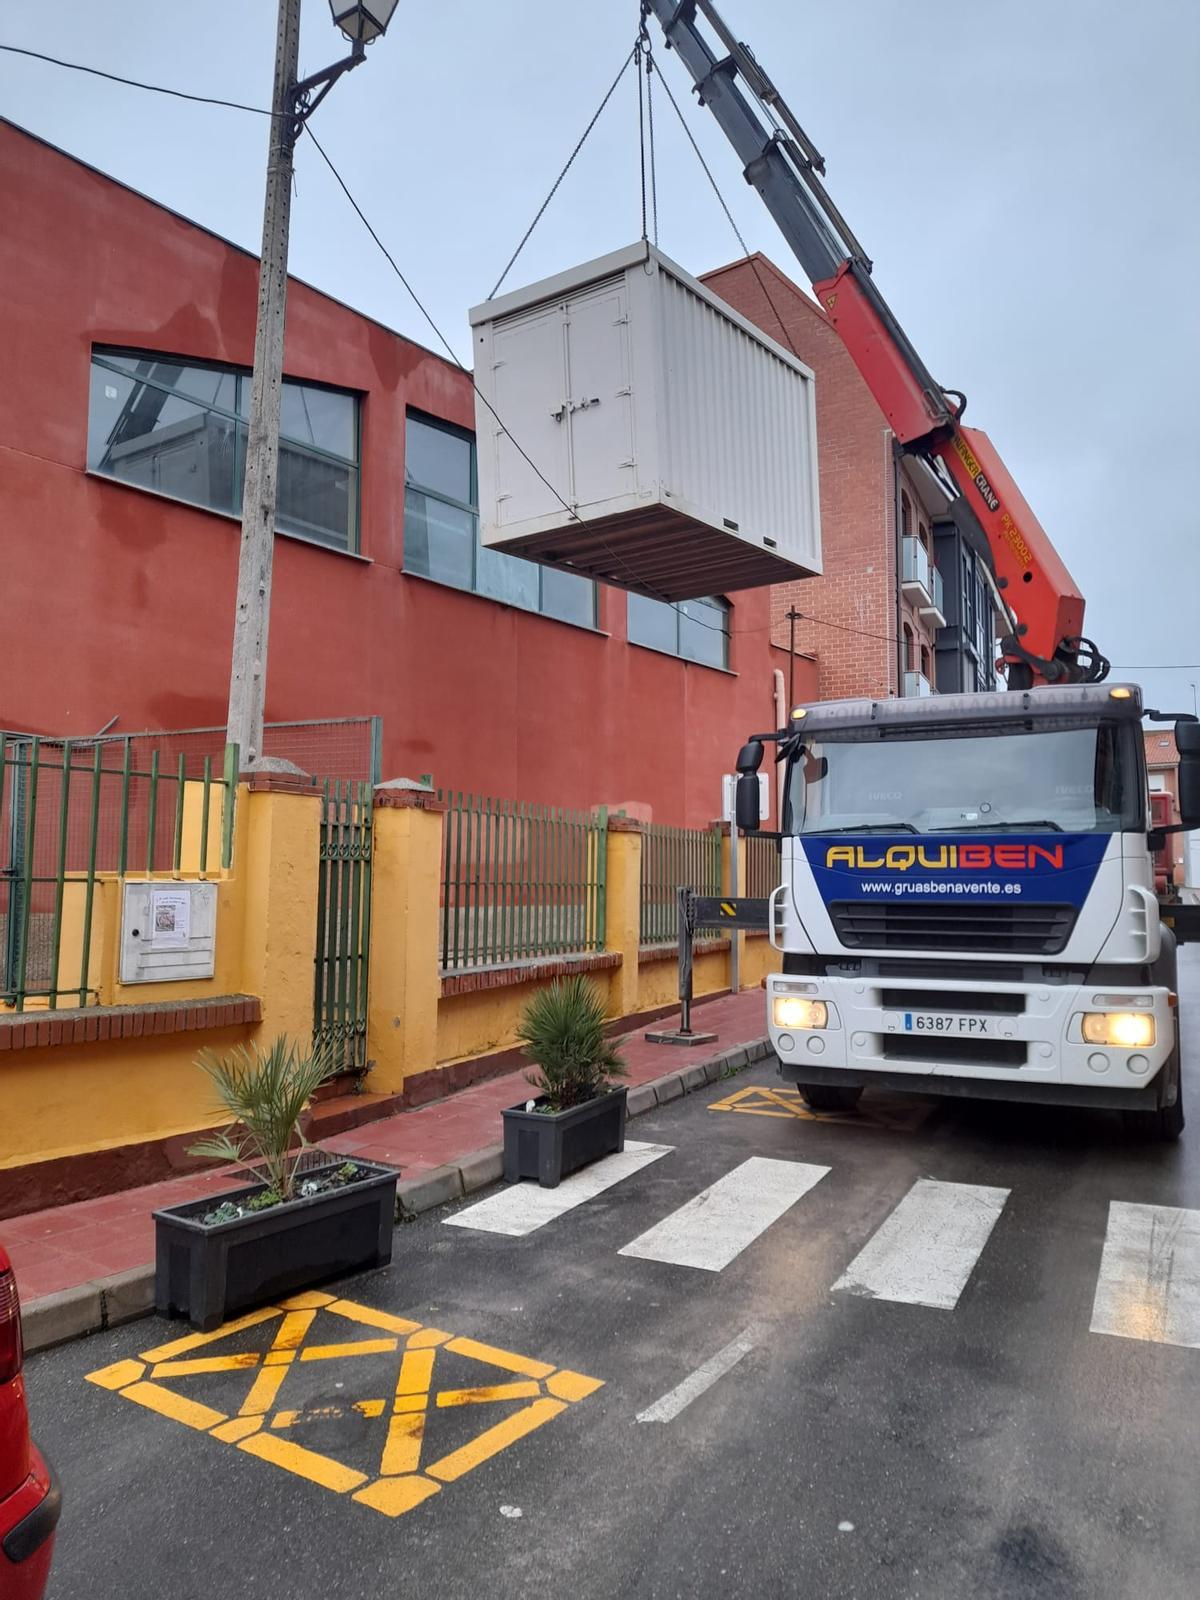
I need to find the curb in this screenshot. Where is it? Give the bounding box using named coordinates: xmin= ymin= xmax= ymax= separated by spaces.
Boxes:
xmin=22 ymin=1037 xmax=771 ymax=1354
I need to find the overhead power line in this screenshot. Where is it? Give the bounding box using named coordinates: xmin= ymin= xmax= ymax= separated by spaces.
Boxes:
xmin=0 ymin=43 xmax=273 ymax=117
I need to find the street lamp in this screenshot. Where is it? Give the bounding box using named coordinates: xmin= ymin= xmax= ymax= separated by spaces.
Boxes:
xmin=330 ymin=2 xmax=401 ymax=42
xmin=226 ymin=0 xmax=398 ymax=768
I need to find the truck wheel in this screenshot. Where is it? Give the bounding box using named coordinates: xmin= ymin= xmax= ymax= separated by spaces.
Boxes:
xmin=1123 ymin=1065 xmax=1185 ymax=1142
xmin=799 ymin=1085 xmax=863 ymax=1113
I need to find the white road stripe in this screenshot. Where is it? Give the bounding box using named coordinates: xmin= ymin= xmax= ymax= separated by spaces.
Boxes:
xmin=635 ymin=1327 xmax=762 ymax=1423
xmin=443 ymin=1140 xmax=673 ymax=1236
xmin=618 ymin=1156 xmax=829 ymax=1272
xmin=832 ymin=1178 xmax=1009 ymax=1310
xmin=1090 ymin=1200 xmax=1200 ymax=1350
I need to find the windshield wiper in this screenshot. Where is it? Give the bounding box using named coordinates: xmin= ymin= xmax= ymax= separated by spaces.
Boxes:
xmin=933 ymin=819 xmax=1064 ymax=833
xmin=803 ymin=822 xmax=918 ymax=836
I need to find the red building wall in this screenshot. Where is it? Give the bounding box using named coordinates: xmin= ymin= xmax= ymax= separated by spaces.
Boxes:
xmin=704 ymin=255 xmax=943 ymax=703
xmin=0 ymin=123 xmax=816 ymax=825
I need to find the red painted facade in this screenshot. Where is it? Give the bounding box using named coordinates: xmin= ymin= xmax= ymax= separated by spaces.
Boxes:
xmin=0 ymin=123 xmax=815 ymax=825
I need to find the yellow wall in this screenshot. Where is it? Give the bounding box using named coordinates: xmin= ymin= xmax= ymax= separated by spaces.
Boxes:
xmin=435 ymin=965 xmax=620 ymax=1071
xmin=0 ymin=1025 xmax=256 ymax=1169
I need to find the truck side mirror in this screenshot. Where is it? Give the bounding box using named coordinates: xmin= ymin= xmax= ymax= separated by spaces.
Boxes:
xmin=735 ymin=774 xmax=762 ymax=832
xmin=1176 ymin=719 xmax=1200 ymax=827
xmin=734 ymin=739 xmax=764 ymax=832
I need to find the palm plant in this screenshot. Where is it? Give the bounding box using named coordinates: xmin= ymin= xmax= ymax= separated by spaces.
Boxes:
xmin=187 ymin=1035 xmax=337 ymax=1204
xmin=518 ymin=975 xmax=626 ymax=1113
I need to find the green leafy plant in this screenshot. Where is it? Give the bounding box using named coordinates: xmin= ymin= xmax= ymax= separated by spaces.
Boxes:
xmin=517 ymin=975 xmax=627 ymax=1113
xmin=187 ymin=1035 xmax=338 ymax=1203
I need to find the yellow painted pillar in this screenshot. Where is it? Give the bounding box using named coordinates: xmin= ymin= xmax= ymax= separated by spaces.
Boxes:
xmin=603 ymin=817 xmax=643 ymax=1018
xmin=720 ymin=824 xmax=748 ymax=993
xmin=238 ymin=772 xmax=322 ymax=1047
xmin=366 ymin=788 xmax=444 ymax=1094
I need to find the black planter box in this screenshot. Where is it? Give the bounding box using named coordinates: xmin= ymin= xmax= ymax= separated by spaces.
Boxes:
xmin=502 ymin=1086 xmax=627 ymax=1188
xmin=154 ymin=1155 xmax=399 ymax=1332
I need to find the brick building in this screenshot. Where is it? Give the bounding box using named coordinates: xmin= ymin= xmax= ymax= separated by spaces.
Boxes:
xmin=704 ymin=255 xmax=1000 ymax=702
xmin=0 ymin=121 xmax=817 ymax=826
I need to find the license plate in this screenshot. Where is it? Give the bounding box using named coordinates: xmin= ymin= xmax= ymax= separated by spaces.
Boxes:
xmin=903 ymin=1011 xmax=991 ymax=1036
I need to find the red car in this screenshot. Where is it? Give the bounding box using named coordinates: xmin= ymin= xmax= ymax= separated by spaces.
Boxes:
xmin=0 ymin=1246 xmax=59 ymax=1597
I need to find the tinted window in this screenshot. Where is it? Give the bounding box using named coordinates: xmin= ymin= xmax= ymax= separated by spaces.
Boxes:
xmin=628 ymin=593 xmax=730 ymax=668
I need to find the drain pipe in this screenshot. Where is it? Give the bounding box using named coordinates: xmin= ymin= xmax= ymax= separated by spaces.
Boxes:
xmin=773 ymin=668 xmax=787 ymax=825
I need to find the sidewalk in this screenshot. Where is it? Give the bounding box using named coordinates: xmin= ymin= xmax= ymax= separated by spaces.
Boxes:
xmin=4 ymin=990 xmax=769 ymax=1338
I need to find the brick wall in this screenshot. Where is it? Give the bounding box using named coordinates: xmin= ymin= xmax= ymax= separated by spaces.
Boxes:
xmin=703 ymin=255 xmax=900 ymax=702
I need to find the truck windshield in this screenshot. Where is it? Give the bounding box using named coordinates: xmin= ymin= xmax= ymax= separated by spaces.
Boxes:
xmin=786 ymin=722 xmax=1142 ymax=836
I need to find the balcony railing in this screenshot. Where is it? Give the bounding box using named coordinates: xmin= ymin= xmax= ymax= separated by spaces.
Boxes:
xmin=901 ymin=537 xmax=945 ymax=622
xmin=903 ymin=669 xmax=933 ymax=698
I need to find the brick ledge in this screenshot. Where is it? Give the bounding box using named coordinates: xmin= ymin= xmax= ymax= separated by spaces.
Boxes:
xmin=440 ymin=951 xmax=620 ymax=998
xmin=0 ymin=994 xmax=262 ymax=1052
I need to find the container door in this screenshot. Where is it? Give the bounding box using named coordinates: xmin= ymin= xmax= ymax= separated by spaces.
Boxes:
xmin=564 ymin=281 xmax=637 ymax=513
xmin=490 ymin=304 xmax=570 ymax=529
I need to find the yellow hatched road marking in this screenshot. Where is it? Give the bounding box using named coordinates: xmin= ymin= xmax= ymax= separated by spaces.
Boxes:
xmin=86 ymin=1295 xmax=603 ymax=1522
xmin=426 ymin=1398 xmax=568 ymax=1483
xmin=436 ymin=1382 xmax=541 ymax=1408
xmin=240 ymin=1432 xmax=368 ymax=1494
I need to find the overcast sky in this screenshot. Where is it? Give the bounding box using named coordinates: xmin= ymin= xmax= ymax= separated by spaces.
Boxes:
xmin=2 ymin=1 xmax=1198 ymax=713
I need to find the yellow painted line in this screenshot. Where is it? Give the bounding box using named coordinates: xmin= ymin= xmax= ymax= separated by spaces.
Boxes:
xmin=355 ymin=1399 xmax=386 ymax=1419
xmin=436 ymin=1382 xmax=541 ymax=1408
xmin=239 ymin=1362 xmax=293 ymax=1418
xmin=405 ymin=1327 xmax=451 ymax=1350
xmin=298 ymin=1338 xmax=398 ymax=1362
xmin=139 ymin=1305 xmax=282 ymax=1363
xmin=545 ymin=1369 xmax=605 ymax=1403
xmin=380 ymin=1412 xmax=426 ymax=1477
xmin=85 ymin=1359 xmax=146 ymax=1391
xmin=272 ymin=1309 xmax=317 ymax=1352
xmin=277 ymin=1291 xmax=336 ymax=1310
xmin=445 ymin=1336 xmax=555 ymax=1380
xmin=394 ymin=1348 xmax=437 ymax=1396
xmin=325 ymin=1300 xmax=421 ymax=1335
xmin=152 ymin=1353 xmax=263 ymax=1378
xmin=120 ymin=1381 xmax=227 ymax=1433
xmin=426 ymin=1398 xmax=567 ymax=1483
xmin=353 ymin=1474 xmax=440 ymax=1519
xmin=239 ymin=1431 xmax=367 ymax=1494
xmin=211 ymin=1416 xmax=263 ymax=1444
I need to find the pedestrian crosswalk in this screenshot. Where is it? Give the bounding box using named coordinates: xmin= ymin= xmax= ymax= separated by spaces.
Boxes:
xmin=445 ymin=1151 xmax=1200 ymax=1351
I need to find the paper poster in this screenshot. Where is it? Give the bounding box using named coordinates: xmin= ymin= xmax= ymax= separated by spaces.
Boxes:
xmin=151 ymin=888 xmax=191 ymax=949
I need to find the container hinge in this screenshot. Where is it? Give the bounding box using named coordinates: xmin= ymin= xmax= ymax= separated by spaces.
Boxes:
xmin=551 ymin=405 xmax=566 ymax=422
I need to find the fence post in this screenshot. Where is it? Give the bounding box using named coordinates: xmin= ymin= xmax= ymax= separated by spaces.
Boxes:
xmin=604 ymin=815 xmax=643 ymax=1018
xmin=367 ymin=783 xmax=444 ymax=1095
xmin=238 ymin=769 xmax=322 ymax=1049
xmin=720 ymin=822 xmax=748 ymax=994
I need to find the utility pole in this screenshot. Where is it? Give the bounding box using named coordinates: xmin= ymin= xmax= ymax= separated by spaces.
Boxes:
xmin=786 ymin=607 xmax=802 ymax=714
xmin=225 ymin=1 xmax=396 ymax=767
xmin=227 ymin=0 xmax=303 ymax=769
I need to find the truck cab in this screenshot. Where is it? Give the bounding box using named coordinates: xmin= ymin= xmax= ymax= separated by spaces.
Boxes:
xmin=740 ymin=683 xmax=1199 ymax=1139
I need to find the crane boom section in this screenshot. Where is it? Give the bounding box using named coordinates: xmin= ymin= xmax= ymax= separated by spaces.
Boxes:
xmin=645 ymin=0 xmax=1098 ymax=685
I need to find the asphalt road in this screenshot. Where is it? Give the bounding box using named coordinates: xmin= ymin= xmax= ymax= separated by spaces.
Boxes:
xmin=28 ymin=947 xmax=1200 ymax=1600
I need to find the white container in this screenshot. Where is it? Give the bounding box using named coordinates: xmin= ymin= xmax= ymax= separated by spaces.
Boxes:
xmin=468 ymin=241 xmax=821 ymax=601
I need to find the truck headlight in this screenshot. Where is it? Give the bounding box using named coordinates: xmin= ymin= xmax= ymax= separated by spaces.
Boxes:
xmin=1081 ymin=1012 xmax=1155 ymax=1048
xmin=773 ymin=996 xmax=827 ymax=1030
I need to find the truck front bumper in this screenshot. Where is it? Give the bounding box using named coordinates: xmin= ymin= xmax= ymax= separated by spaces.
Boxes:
xmin=766 ymin=973 xmax=1178 ymax=1106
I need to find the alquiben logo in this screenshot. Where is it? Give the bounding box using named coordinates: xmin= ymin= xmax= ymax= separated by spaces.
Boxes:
xmin=824 ymin=843 xmax=1064 ymax=872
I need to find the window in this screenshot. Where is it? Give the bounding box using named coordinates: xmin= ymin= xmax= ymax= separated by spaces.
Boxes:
xmin=627 ymin=593 xmax=730 ymax=669
xmin=920 ymin=643 xmax=932 ymax=681
xmin=900 ymin=492 xmax=912 ymax=540
xmin=902 ymin=622 xmax=915 ymax=673
xmin=918 ymin=520 xmax=929 ymax=551
xmin=403 ymin=413 xmax=595 ymax=627
xmin=87 ymin=349 xmax=359 ymax=551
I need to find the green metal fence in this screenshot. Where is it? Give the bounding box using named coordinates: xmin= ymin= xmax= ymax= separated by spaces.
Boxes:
xmin=313 ymin=780 xmax=373 ymax=1073
xmin=438 ymin=792 xmax=607 ymax=972
xmin=640 ymin=822 xmax=723 ymax=945
xmin=0 ymin=734 xmax=237 ymax=1012
xmin=745 ymin=833 xmax=782 ymax=900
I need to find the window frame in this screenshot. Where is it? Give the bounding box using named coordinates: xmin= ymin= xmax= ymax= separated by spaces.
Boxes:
xmin=626 ymin=591 xmax=732 ymax=671
xmin=402 ymin=409 xmax=597 ymax=630
xmin=87 ymin=346 xmax=362 ymax=555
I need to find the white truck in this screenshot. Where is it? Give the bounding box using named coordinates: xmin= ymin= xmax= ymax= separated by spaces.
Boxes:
xmin=734 ymin=684 xmax=1198 ymax=1139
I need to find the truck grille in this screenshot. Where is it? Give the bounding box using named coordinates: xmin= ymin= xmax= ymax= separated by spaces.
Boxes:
xmin=883 ymin=1035 xmax=1027 ymax=1068
xmin=829 ymin=901 xmax=1077 ymax=955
